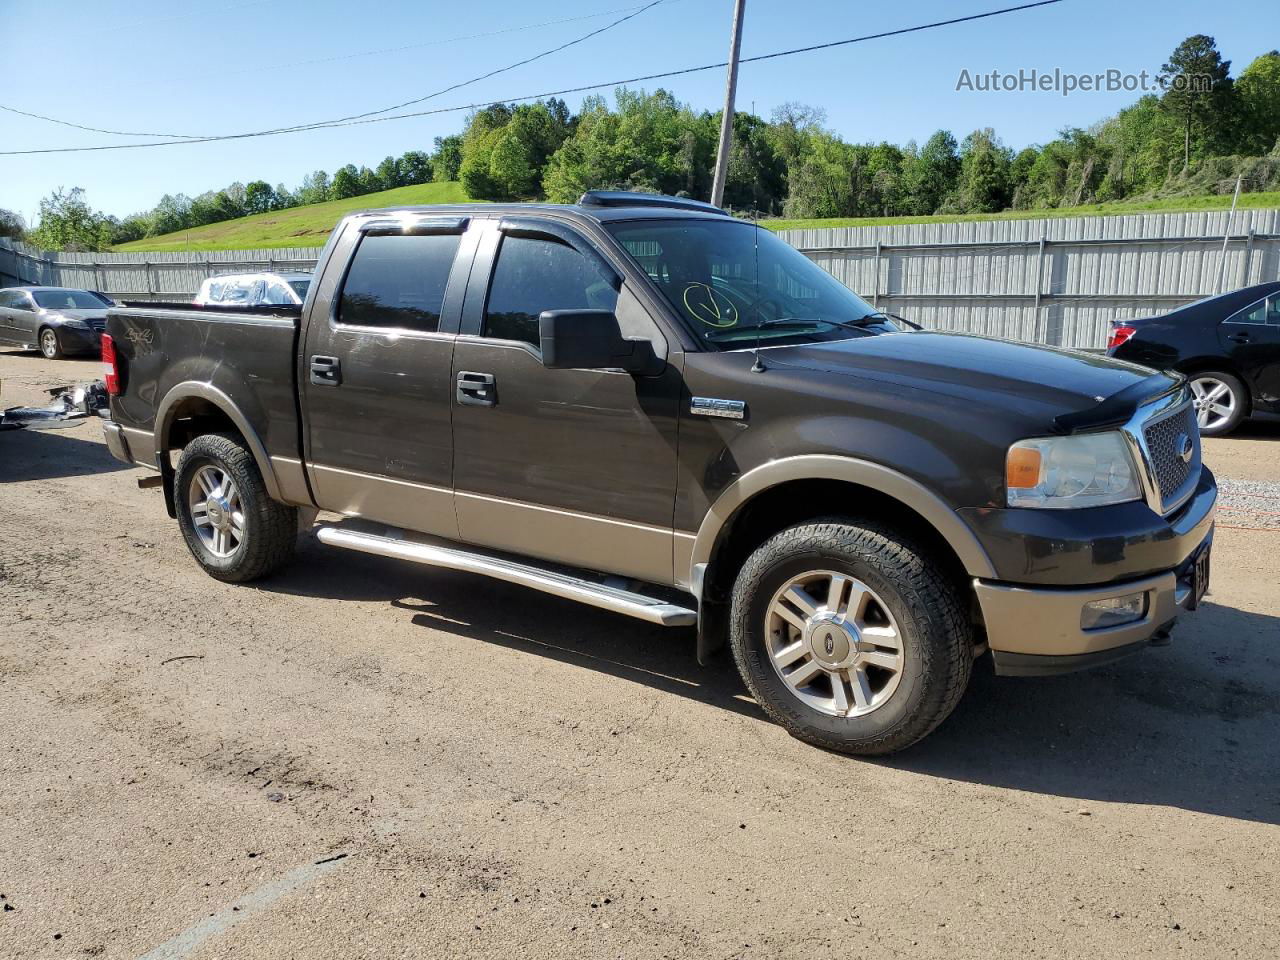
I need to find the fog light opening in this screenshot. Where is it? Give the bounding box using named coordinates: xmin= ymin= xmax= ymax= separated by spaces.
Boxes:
xmin=1080 ymin=592 xmax=1147 ymax=630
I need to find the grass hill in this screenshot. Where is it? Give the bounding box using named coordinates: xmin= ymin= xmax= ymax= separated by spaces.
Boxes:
xmin=114 ymin=183 xmax=1280 ymax=251
xmin=113 ymin=182 xmax=470 ymax=253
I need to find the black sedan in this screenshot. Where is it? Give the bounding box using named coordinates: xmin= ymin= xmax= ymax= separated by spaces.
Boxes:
xmin=1108 ymin=280 xmax=1280 ymax=436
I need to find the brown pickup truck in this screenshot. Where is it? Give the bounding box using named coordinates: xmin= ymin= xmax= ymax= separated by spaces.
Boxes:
xmin=101 ymin=191 xmax=1217 ymax=754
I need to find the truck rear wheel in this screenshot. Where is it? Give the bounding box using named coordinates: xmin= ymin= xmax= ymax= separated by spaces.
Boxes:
xmin=729 ymin=518 xmax=972 ymax=755
xmin=174 ymin=433 xmax=297 ymax=582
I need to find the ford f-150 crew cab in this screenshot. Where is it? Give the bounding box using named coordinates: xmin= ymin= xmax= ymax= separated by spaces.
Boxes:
xmin=101 ymin=191 xmax=1217 ymax=754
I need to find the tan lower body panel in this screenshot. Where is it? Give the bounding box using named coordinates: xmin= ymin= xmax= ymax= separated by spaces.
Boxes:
xmin=309 ymin=464 xmax=458 ymax=540
xmin=120 ymin=425 xmax=158 ymax=468
xmin=269 ymin=456 xmax=313 ymax=507
xmin=455 ymin=491 xmax=674 ymax=586
xmin=974 ymin=571 xmax=1183 ymax=657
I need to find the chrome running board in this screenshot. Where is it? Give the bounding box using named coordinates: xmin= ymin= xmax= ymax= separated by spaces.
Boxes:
xmin=316 ymin=526 xmax=698 ymax=627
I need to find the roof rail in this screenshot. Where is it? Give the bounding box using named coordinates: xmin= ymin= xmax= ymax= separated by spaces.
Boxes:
xmin=577 ymin=191 xmax=728 ymax=215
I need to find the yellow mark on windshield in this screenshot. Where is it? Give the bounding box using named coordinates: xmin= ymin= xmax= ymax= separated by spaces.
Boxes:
xmin=682 ymin=282 xmax=739 ymax=329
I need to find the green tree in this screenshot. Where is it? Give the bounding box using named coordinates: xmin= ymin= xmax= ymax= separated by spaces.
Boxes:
xmin=330 ymin=165 xmax=361 ymax=200
xmin=723 ymin=113 xmax=786 ymax=213
xmin=954 ymin=129 xmax=1012 ymax=213
xmin=297 ymin=170 xmax=331 ymax=205
xmin=400 ymin=150 xmax=433 ymax=184
xmin=901 ymin=130 xmax=960 ymax=215
xmin=376 ymin=155 xmax=404 ymax=189
xmin=0 ymin=208 xmax=25 ymax=241
xmin=432 ymin=135 xmax=464 ymax=181
xmin=244 ymin=180 xmax=276 ymax=215
xmin=29 ymin=187 xmax=113 ymax=251
xmin=356 ymin=166 xmax=382 ymax=194
xmin=1236 ymin=51 xmax=1280 ymax=153
xmin=1159 ymin=34 xmax=1235 ymax=168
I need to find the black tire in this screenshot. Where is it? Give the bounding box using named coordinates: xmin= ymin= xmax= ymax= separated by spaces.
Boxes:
xmin=174 ymin=433 xmax=297 ymax=582
xmin=1188 ymin=371 xmax=1247 ymax=437
xmin=38 ymin=327 xmax=65 ymax=360
xmin=729 ymin=518 xmax=972 ymax=756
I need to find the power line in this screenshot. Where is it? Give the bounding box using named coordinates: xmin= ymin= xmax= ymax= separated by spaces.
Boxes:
xmin=0 ymin=0 xmax=1065 ymax=157
xmin=0 ymin=0 xmax=670 ymax=142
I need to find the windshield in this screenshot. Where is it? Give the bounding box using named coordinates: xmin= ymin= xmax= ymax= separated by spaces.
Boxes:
xmin=288 ymin=279 xmax=311 ymax=300
xmin=605 ymin=219 xmax=896 ymax=348
xmin=34 ymin=289 xmax=107 ymax=310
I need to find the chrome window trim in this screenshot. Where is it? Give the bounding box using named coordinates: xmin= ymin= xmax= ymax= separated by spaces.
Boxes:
xmin=1120 ymin=387 xmax=1200 ymax=516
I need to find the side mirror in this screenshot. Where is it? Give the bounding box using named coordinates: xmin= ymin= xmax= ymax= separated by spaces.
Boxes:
xmin=538 ymin=309 xmax=662 ymax=375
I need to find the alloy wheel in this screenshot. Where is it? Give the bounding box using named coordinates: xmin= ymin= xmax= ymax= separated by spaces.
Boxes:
xmin=1189 ymin=376 xmax=1236 ymax=431
xmin=187 ymin=464 xmax=245 ymax=558
xmin=764 ymin=570 xmax=905 ymax=718
xmin=40 ymin=329 xmax=59 ymax=358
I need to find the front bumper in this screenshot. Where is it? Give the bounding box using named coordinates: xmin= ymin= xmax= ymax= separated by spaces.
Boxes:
xmin=976 ymin=532 xmax=1209 ymax=676
xmin=55 ymin=325 xmax=102 ymax=355
xmin=973 ymin=469 xmax=1216 ymax=677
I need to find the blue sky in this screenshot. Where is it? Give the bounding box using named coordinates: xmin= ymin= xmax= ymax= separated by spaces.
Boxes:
xmin=1 ymin=0 xmax=1275 ymax=222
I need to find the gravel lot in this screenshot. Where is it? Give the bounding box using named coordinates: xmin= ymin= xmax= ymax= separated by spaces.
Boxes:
xmin=2 ymin=349 xmax=1278 ymax=960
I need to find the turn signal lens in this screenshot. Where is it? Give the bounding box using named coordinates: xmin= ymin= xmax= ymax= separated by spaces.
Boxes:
xmin=1006 ymin=446 xmax=1042 ymax=490
xmin=1107 ymin=325 xmax=1137 ymax=350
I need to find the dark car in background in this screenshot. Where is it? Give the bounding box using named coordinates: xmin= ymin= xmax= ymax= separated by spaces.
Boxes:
xmin=0 ymin=286 xmax=111 ymax=359
xmin=1108 ymin=280 xmax=1280 ymax=436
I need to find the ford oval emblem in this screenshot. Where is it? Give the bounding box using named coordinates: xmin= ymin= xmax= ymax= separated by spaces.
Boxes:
xmin=823 ymin=634 xmax=835 ymax=656
xmin=1177 ymin=434 xmax=1194 ymax=464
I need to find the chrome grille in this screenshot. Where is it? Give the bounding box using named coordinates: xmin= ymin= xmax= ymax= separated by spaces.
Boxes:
xmin=1141 ymin=402 xmax=1199 ymax=513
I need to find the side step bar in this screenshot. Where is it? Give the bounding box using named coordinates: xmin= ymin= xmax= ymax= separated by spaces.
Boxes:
xmin=316 ymin=526 xmax=698 ymax=627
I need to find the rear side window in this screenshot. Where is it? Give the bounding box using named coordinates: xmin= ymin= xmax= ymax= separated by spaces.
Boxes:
xmin=1227 ymin=297 xmax=1268 ymax=326
xmin=338 ymin=233 xmax=460 ymax=332
xmin=484 ymin=235 xmax=618 ymax=347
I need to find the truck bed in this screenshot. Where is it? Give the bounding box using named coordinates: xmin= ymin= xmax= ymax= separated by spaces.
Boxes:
xmin=105 ymin=303 xmax=303 ymax=467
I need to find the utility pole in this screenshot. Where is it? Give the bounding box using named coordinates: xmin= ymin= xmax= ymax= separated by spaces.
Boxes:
xmin=710 ymin=0 xmax=746 ymax=209
xmin=1217 ymin=175 xmax=1243 ymax=294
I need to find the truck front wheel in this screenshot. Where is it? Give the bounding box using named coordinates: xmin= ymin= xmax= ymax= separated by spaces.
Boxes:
xmin=729 ymin=518 xmax=972 ymax=755
xmin=174 ymin=433 xmax=297 ymax=582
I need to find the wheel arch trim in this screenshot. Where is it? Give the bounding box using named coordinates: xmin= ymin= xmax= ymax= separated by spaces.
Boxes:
xmin=687 ymin=454 xmax=998 ymax=591
xmin=155 ymin=381 xmax=283 ymax=501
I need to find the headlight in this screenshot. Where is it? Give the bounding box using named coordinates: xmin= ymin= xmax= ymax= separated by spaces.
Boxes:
xmin=1006 ymin=431 xmax=1141 ymax=508
xmin=56 ymin=316 xmax=89 ymax=328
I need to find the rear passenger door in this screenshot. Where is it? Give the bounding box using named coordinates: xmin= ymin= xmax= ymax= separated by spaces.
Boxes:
xmin=449 ymin=218 xmax=683 ymax=585
xmin=301 ymin=216 xmax=479 ymax=539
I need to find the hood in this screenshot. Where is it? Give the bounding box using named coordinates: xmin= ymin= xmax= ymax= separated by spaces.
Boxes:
xmin=762 ymin=331 xmax=1178 ymax=429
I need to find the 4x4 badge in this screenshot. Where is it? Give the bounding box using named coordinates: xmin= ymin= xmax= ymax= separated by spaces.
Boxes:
xmin=690 ymin=397 xmax=746 ymax=420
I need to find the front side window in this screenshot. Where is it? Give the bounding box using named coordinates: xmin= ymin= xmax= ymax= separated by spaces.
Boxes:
xmin=338 ymin=233 xmax=460 ymax=332
xmin=606 ymin=219 xmax=894 ymax=349
xmin=484 ymin=235 xmax=619 ymax=348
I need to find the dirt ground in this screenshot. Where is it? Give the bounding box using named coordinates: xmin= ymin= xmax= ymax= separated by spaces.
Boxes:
xmin=2 ymin=349 xmax=1277 ymax=960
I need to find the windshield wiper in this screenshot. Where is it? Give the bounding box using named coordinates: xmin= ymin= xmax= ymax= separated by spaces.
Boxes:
xmin=859 ymin=310 xmax=922 ymax=330
xmin=706 ymin=317 xmax=880 ymax=341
